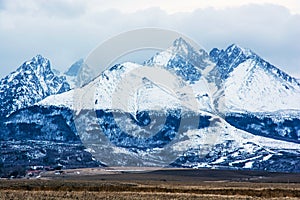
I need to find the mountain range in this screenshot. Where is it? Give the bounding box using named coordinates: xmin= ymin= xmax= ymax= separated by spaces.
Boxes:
xmin=0 ymin=38 xmax=299 ymax=177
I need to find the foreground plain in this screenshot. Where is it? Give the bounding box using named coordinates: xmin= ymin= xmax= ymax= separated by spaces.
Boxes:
xmin=0 ymin=168 xmax=300 ymax=199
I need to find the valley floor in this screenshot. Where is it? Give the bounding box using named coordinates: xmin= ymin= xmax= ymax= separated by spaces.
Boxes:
xmin=0 ymin=168 xmax=300 ymax=199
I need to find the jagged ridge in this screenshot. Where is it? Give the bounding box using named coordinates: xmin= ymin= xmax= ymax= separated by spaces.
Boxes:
xmin=0 ymin=55 xmax=70 ymax=117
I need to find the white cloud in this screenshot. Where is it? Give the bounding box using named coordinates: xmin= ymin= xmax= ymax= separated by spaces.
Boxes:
xmin=81 ymin=0 xmax=300 ymax=15
xmin=0 ymin=1 xmax=299 ymax=78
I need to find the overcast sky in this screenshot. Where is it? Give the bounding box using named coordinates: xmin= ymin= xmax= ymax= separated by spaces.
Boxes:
xmin=0 ymin=0 xmax=299 ymax=78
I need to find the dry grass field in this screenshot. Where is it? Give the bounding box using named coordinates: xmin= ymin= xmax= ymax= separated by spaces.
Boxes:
xmin=0 ymin=168 xmax=300 ymax=199
xmin=2 ymin=190 xmax=300 ymax=200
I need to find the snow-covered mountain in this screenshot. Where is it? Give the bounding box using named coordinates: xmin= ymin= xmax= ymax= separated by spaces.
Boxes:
xmin=209 ymin=44 xmax=300 ymax=113
xmin=0 ymin=55 xmax=70 ymax=118
xmin=1 ymin=39 xmax=300 ymax=176
xmin=36 ymin=39 xmax=300 ymax=171
xmin=40 ymin=38 xmax=214 ymax=113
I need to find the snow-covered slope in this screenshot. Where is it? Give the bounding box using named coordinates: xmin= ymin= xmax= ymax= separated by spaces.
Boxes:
xmin=224 ymin=59 xmax=300 ymax=112
xmin=40 ymin=62 xmax=208 ymax=113
xmin=0 ymin=55 xmax=70 ymax=117
xmin=38 ymin=89 xmax=74 ymax=109
xmin=210 ymin=44 xmax=300 ymax=113
xmin=170 ymin=117 xmax=300 ymax=171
